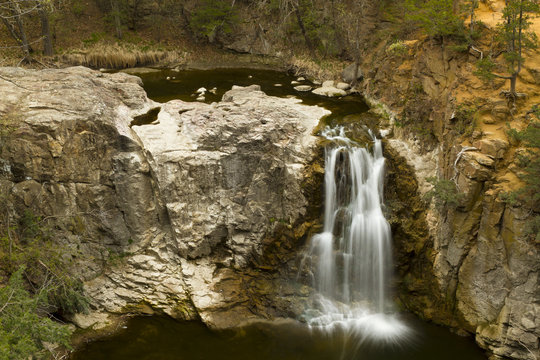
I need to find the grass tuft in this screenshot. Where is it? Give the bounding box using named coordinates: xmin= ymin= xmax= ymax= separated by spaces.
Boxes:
xmin=61 ymin=44 xmax=183 ymax=69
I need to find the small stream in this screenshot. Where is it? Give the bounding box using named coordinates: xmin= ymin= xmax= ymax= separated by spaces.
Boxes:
xmin=72 ymin=68 xmax=485 ymax=360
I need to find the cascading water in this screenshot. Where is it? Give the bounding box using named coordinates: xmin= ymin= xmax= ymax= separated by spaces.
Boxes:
xmin=303 ymin=126 xmax=409 ymax=343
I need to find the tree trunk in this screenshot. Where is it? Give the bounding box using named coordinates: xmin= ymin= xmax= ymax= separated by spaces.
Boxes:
xmin=293 ymin=3 xmax=313 ymax=51
xmin=453 ymin=0 xmax=460 ymax=14
xmin=470 ymin=0 xmax=477 ymax=34
xmin=510 ymin=73 xmax=517 ymax=96
xmin=38 ymin=2 xmax=54 ymax=56
xmin=11 ymin=2 xmax=31 ymax=58
xmin=110 ymin=0 xmax=123 ymax=39
xmin=351 ymin=19 xmax=361 ymax=87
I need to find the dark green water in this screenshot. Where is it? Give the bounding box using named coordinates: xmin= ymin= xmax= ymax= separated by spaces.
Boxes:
xmin=71 ymin=68 xmax=486 ymax=360
xmin=136 ymin=68 xmax=376 ymax=128
xmin=72 ymin=315 xmax=485 ymax=360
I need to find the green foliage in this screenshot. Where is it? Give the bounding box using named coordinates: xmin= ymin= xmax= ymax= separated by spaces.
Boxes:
xmin=475 ymin=0 xmax=540 ymax=93
xmin=532 ymin=104 xmax=540 ymax=119
xmin=424 ymin=176 xmax=463 ymax=208
xmin=474 ymin=56 xmax=497 ymax=81
xmin=386 ymin=40 xmax=408 ymax=56
xmin=524 ymin=215 xmax=540 ymax=243
xmin=453 ymin=103 xmax=478 ymax=136
xmin=503 ymin=119 xmax=540 ymax=241
xmin=189 ymin=0 xmax=238 ymax=42
xmin=0 ymin=210 xmax=89 ymax=315
xmin=511 ymin=122 xmax=540 ymax=203
xmin=405 ymin=0 xmax=465 ymax=40
xmin=0 ymin=267 xmax=72 ymax=360
xmin=82 ymin=32 xmax=106 ymax=46
xmin=447 ymin=43 xmax=471 ymax=52
xmin=305 ymin=9 xmax=340 ymax=57
xmin=71 ymin=0 xmax=87 ymax=17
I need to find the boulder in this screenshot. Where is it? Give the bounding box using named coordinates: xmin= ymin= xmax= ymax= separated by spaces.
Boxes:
xmin=472 ymin=138 xmax=509 ymax=159
xmin=322 ymin=80 xmax=334 ymax=87
xmin=132 ymin=84 xmax=328 ymax=266
xmin=341 ymin=63 xmax=364 ymax=83
xmin=294 ymin=85 xmax=312 ymax=92
xmin=457 ymin=152 xmax=494 ymax=181
xmin=312 ymin=86 xmax=347 ymax=97
xmin=336 ymin=82 xmax=351 ymax=90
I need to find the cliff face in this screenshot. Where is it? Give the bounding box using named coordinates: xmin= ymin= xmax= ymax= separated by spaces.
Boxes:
xmin=0 ymin=66 xmax=327 ymax=329
xmin=356 ymin=26 xmax=540 ymax=360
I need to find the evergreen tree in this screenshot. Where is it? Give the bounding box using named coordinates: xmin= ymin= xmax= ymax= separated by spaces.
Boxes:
xmin=0 ymin=267 xmax=72 ymax=360
xmin=405 ymin=0 xmax=465 ymax=40
xmin=475 ymin=0 xmax=540 ymax=97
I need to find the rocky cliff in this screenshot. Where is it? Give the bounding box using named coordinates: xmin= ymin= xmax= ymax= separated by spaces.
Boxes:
xmin=356 ymin=22 xmax=540 ymax=360
xmin=0 ymin=66 xmax=327 ymax=329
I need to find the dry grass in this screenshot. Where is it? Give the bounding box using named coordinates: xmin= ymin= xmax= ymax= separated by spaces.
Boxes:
xmin=289 ymin=54 xmax=347 ymax=82
xmin=60 ymin=44 xmax=185 ymax=69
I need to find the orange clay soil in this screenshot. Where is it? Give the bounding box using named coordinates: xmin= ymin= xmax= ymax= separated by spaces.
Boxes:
xmin=455 ymin=0 xmax=540 ymax=193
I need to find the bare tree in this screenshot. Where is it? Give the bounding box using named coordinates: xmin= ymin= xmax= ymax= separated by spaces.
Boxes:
xmin=38 ymin=0 xmax=53 ymax=56
xmin=0 ymin=0 xmax=56 ymax=59
xmin=0 ymin=0 xmax=34 ymax=59
xmin=110 ymin=0 xmax=123 ymax=39
xmin=274 ymin=0 xmax=314 ymax=51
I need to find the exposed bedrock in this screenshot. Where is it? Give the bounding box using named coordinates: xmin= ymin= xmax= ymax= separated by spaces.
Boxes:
xmin=0 ymin=66 xmax=327 ymax=329
xmin=361 ymin=41 xmax=539 ymax=359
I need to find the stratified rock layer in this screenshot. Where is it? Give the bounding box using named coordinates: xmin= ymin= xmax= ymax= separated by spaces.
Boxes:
xmin=0 ymin=67 xmax=327 ymax=329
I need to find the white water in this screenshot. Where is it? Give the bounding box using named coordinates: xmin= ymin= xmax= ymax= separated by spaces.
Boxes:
xmin=303 ymin=127 xmax=409 ymax=343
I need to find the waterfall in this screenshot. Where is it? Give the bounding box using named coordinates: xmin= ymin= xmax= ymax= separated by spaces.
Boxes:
xmin=303 ymin=127 xmax=408 ymax=342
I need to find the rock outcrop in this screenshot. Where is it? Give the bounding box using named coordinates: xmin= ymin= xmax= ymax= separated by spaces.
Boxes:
xmin=359 ymin=37 xmax=539 ymax=360
xmin=0 ymin=67 xmax=328 ymax=329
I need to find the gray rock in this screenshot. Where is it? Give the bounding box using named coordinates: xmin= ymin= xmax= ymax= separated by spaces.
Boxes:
xmin=341 ymin=63 xmax=363 ymax=83
xmin=133 ymin=84 xmax=327 ymax=266
xmin=322 ymin=80 xmax=334 ymax=88
xmin=0 ymin=67 xmax=327 ymax=329
xmin=312 ymin=86 xmax=347 ymax=97
xmin=387 ymin=131 xmax=539 ymax=360
xmin=336 ymin=82 xmax=351 ymax=90
xmin=294 ymin=85 xmax=312 ymax=92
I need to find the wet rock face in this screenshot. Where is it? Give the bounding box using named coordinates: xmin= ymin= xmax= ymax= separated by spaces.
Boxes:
xmin=0 ymin=67 xmax=327 ymax=329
